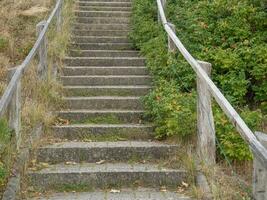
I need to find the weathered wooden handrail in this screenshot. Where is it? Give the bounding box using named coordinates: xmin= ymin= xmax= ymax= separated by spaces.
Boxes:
xmin=0 ymin=0 xmax=64 ymax=149
xmin=157 ymin=0 xmax=267 ymax=198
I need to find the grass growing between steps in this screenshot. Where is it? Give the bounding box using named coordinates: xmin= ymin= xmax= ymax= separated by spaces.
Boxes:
xmin=65 ymin=89 xmax=143 ymax=97
xmin=70 ymin=114 xmax=123 ymax=124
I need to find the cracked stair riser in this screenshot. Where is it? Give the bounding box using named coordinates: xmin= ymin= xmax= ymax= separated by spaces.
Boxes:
xmin=51 ymin=124 xmax=154 ymax=140
xmin=28 ymin=189 xmax=191 ymax=200
xmin=62 ymin=67 xmax=149 ymax=76
xmin=77 ymin=6 xmax=132 ymax=12
xmin=27 ymin=163 xmax=188 ymax=189
xmin=64 ymin=96 xmax=143 ymax=109
xmin=35 ymin=141 xmax=178 ymax=163
xmin=63 ymin=85 xmax=152 ymax=96
xmin=69 ymin=50 xmax=140 ymax=57
xmin=64 ymin=57 xmax=146 ymax=66
xmin=57 ymin=110 xmax=145 ymax=123
xmin=61 ymin=76 xmax=152 ymax=86
xmin=75 ymin=11 xmax=131 ymax=18
xmin=75 ymin=16 xmax=130 ymax=24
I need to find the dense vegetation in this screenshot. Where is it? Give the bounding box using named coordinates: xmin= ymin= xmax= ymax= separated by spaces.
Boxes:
xmin=130 ymin=0 xmax=266 ymax=161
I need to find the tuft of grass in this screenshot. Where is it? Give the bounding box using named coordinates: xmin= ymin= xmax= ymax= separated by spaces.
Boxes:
xmin=0 ymin=119 xmax=12 ymax=149
xmin=81 ymin=132 xmax=152 ymax=142
xmin=53 ymin=183 xmax=94 ymax=193
xmin=73 ymin=115 xmax=122 ymax=124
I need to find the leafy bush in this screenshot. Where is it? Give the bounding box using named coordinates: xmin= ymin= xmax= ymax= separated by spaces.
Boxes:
xmin=166 ymin=0 xmax=267 ymax=106
xmin=143 ymin=80 xmax=196 ymax=139
xmin=214 ymin=106 xmax=262 ymax=161
xmin=130 ymin=0 xmax=265 ymax=161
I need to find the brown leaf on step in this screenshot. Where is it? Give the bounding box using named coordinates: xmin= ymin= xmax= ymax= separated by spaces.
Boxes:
xmin=182 ymin=181 xmax=189 ymax=188
xmin=39 ymin=162 xmax=49 ymax=168
xmin=54 ymin=117 xmax=70 ymax=126
xmin=84 ymin=138 xmax=92 ymax=142
xmin=160 ymin=186 xmax=167 ymax=192
xmin=176 ymin=186 xmax=185 ymax=193
xmin=66 ymin=161 xmax=77 ymax=165
xmin=96 ymin=160 xmax=105 ymax=165
xmin=110 ymin=189 xmax=120 ymax=193
xmin=117 ymin=137 xmax=127 ymax=141
xmin=28 ymin=167 xmax=37 ymax=171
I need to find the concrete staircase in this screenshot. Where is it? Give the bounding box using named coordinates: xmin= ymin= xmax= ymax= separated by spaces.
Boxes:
xmin=26 ymin=0 xmax=193 ymax=199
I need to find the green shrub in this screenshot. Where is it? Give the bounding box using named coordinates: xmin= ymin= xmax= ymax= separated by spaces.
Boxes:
xmin=130 ymin=0 xmax=265 ymax=161
xmin=143 ymin=80 xmax=196 ymax=139
xmin=166 ymin=0 xmax=267 ymax=106
xmin=214 ymin=107 xmax=262 ymax=161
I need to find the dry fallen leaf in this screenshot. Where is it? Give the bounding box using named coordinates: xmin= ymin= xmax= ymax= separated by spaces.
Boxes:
xmin=39 ymin=162 xmax=49 ymax=168
xmin=110 ymin=189 xmax=120 ymax=193
xmin=160 ymin=186 xmax=167 ymax=192
xmin=182 ymin=181 xmax=189 ymax=188
xmin=96 ymin=160 xmax=105 ymax=165
xmin=66 ymin=161 xmax=77 ymax=165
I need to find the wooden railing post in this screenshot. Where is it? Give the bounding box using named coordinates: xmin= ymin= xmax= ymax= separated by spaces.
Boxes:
xmin=168 ymin=23 xmax=176 ymax=53
xmin=197 ymin=61 xmax=216 ymax=165
xmin=253 ymin=132 xmax=267 ymax=200
xmin=158 ymin=0 xmax=166 ymax=23
xmin=56 ymin=0 xmax=63 ymax=32
xmin=7 ymin=67 xmax=21 ymax=150
xmin=36 ymin=20 xmax=48 ymax=79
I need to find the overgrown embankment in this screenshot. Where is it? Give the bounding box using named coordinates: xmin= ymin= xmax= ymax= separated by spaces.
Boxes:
xmin=0 ymin=0 xmax=74 ymax=195
xmin=130 ymin=0 xmax=266 ymax=161
xmin=130 ymin=0 xmax=266 ymax=198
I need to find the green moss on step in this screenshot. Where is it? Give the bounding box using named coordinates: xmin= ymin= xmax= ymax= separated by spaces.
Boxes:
xmin=81 ymin=132 xmax=152 ymax=142
xmin=53 ymin=183 xmax=94 ymax=192
xmin=72 ymin=114 xmax=122 ymax=124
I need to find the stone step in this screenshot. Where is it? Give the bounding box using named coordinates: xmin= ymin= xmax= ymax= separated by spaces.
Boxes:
xmin=63 ymin=85 xmax=151 ymax=96
xmin=35 ymin=141 xmax=177 ymax=164
xmin=62 ymin=67 xmax=149 ymax=76
xmin=69 ymin=50 xmax=139 ymax=57
xmin=64 ymin=57 xmax=145 ymax=66
xmin=75 ymin=16 xmax=130 ymax=24
xmin=77 ymin=1 xmax=132 ymax=7
xmin=75 ymin=11 xmax=131 ymax=18
xmin=72 ymin=42 xmax=132 ymax=50
xmin=78 ymin=6 xmax=132 ymax=11
xmin=61 ymin=75 xmax=152 ymax=86
xmin=73 ymin=30 xmax=129 ymax=36
xmin=51 ymin=124 xmax=153 ymax=140
xmin=77 ymin=0 xmax=132 ymax=3
xmin=72 ymin=36 xmax=129 ymax=43
xmin=57 ymin=109 xmax=145 ymax=123
xmin=64 ymin=96 xmax=143 ymax=109
xmin=27 ymin=163 xmax=187 ymax=190
xmin=28 ymin=188 xmax=191 ymax=200
xmin=73 ymin=23 xmax=130 ymax=31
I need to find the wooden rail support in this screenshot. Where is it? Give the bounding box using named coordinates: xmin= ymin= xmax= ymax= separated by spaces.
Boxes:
xmin=253 ymin=132 xmax=267 ymax=200
xmin=36 ymin=20 xmax=48 ymax=79
xmin=197 ymin=61 xmax=215 ymax=165
xmin=168 ymin=23 xmax=176 ymax=53
xmin=7 ymin=67 xmax=21 ymax=150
